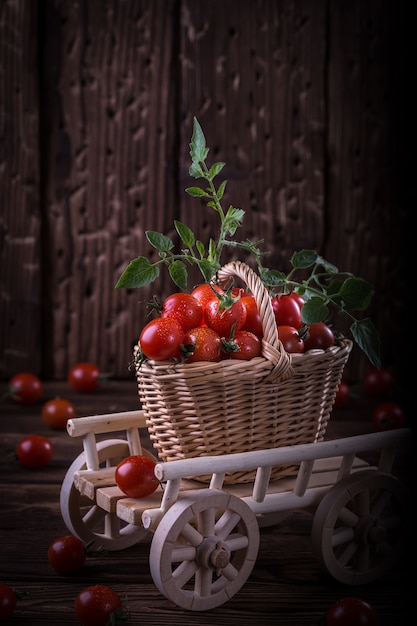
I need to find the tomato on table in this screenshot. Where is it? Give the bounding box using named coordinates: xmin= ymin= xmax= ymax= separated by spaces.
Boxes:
xmin=333 ymin=380 xmax=350 ymax=409
xmin=48 ymin=535 xmax=86 ymax=574
xmin=115 ymin=455 xmax=159 ymax=498
xmin=325 ymin=596 xmax=379 ymax=626
xmin=41 ymin=398 xmax=77 ymax=430
xmin=0 ymin=582 xmax=17 ymax=620
xmin=74 ymin=585 xmax=127 ymax=626
xmin=4 ymin=372 xmax=43 ymax=404
xmin=16 ymin=434 xmax=53 ymax=469
xmin=68 ymin=362 xmax=101 ymax=392
xmin=372 ymin=402 xmax=405 ymax=431
xmin=363 ymin=366 xmax=394 ymax=396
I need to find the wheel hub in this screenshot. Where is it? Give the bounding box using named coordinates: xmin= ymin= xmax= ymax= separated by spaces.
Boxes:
xmin=197 ymin=536 xmax=231 ymax=574
xmin=356 ymin=515 xmax=387 ymax=546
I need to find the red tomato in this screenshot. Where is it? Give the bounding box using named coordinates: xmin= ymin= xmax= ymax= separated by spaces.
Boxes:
xmin=115 ymin=455 xmax=159 ymax=498
xmin=303 ymin=322 xmax=335 ymax=350
xmin=48 ymin=535 xmax=86 ymax=574
xmin=0 ymin=583 xmax=17 ymax=620
xmin=161 ymin=292 xmax=203 ymax=331
xmin=334 ymin=381 xmax=350 ymax=409
xmin=278 ymin=325 xmax=305 ymax=353
xmin=74 ymin=585 xmax=125 ymax=626
xmin=226 ymin=330 xmax=262 ymax=360
xmin=139 ymin=316 xmax=184 ymax=361
xmin=68 ymin=362 xmax=101 ymax=392
xmin=325 ymin=597 xmax=379 ymax=626
xmin=240 ymin=295 xmax=263 ymax=338
xmin=7 ymin=372 xmax=43 ymax=404
xmin=16 ymin=434 xmax=53 ymax=469
xmin=289 ymin=292 xmax=305 ymax=310
xmin=372 ymin=402 xmax=405 ymax=431
xmin=41 ymin=398 xmax=77 ymax=430
xmin=204 ymin=296 xmax=247 ymax=337
xmin=182 ymin=327 xmax=222 ymax=363
xmin=363 ymin=367 xmax=394 ymax=396
xmin=191 ymin=283 xmax=224 ymax=309
xmin=271 ymin=294 xmax=303 ymax=329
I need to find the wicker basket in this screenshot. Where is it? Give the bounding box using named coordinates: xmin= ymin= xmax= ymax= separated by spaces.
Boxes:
xmin=134 ymin=260 xmax=352 ymax=484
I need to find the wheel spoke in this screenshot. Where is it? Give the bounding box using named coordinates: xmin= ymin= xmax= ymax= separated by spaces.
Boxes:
xmin=224 ymin=533 xmax=249 ymax=552
xmin=331 ymin=525 xmax=355 ymax=547
xmin=215 ymin=510 xmax=240 ymax=539
xmin=82 ymin=503 xmax=106 ymax=528
xmin=371 ymin=490 xmax=391 ymax=517
xmin=180 ymin=521 xmax=203 ymax=546
xmin=172 ymin=559 xmax=198 ymax=588
xmin=337 ymin=505 xmax=358 ymax=527
xmin=195 ymin=566 xmax=213 ymax=596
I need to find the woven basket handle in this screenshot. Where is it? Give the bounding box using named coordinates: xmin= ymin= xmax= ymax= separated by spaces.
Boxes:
xmin=216 ymin=261 xmax=294 ymax=382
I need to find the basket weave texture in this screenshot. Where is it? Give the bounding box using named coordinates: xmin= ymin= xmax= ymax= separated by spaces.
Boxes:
xmin=134 ymin=261 xmax=352 ymax=484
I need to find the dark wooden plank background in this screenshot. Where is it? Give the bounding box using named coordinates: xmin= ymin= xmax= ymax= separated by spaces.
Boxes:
xmin=0 ymin=380 xmax=412 ymax=625
xmin=0 ymin=0 xmax=408 ymax=391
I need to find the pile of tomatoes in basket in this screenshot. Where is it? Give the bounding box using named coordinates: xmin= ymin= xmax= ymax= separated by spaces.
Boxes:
xmin=138 ymin=284 xmax=335 ymax=363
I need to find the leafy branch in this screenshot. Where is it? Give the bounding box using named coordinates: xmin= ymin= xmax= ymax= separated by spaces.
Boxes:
xmin=115 ymin=117 xmax=381 ymax=368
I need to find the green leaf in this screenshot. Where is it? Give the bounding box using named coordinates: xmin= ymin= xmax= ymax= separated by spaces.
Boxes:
xmin=291 ymin=249 xmax=318 ymax=269
xmin=259 ymin=267 xmax=286 ymax=288
xmin=175 ymin=220 xmax=195 ymax=248
xmin=196 ymin=240 xmax=205 ymax=257
xmin=217 ymin=180 xmax=227 ymax=199
xmin=350 ymin=318 xmax=381 ymax=368
xmin=208 ymin=162 xmax=225 ymax=180
xmin=339 ymin=277 xmax=374 ymax=310
xmin=115 ymin=257 xmax=159 ymax=288
xmin=189 ymin=162 xmax=204 ymax=178
xmin=169 ymin=260 xmax=188 ymax=290
xmin=190 ymin=117 xmax=209 ymax=163
xmin=301 ymin=298 xmax=329 ymax=323
xmin=146 ymin=231 xmax=174 ymax=252
xmin=223 ymin=206 xmax=245 ymax=236
xmin=197 ymin=259 xmax=219 ymax=282
xmin=185 ymin=186 xmax=209 ymax=198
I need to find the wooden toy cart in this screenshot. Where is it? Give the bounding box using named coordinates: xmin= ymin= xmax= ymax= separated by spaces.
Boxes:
xmin=60 ymin=410 xmax=411 ymax=611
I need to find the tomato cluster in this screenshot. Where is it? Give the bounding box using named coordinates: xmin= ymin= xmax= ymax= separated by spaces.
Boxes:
xmin=138 ymin=287 xmax=337 ymax=363
xmin=139 ymin=287 xmax=262 ymax=363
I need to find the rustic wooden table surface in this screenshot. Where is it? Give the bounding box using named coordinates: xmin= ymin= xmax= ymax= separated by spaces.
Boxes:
xmin=0 ymin=378 xmax=412 ymax=625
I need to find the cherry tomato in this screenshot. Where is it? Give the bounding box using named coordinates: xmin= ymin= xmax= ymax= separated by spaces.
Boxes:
xmin=288 ymin=291 xmax=305 ymax=310
xmin=303 ymin=322 xmax=335 ymax=350
xmin=226 ymin=330 xmax=262 ymax=360
xmin=363 ymin=367 xmax=394 ymax=396
xmin=16 ymin=434 xmax=53 ymax=469
xmin=182 ymin=326 xmax=222 ymax=363
xmin=191 ymin=283 xmax=224 ymax=309
xmin=7 ymin=372 xmax=43 ymax=404
xmin=334 ymin=381 xmax=350 ymax=409
xmin=0 ymin=583 xmax=17 ymax=620
xmin=372 ymin=402 xmax=405 ymax=431
xmin=41 ymin=398 xmax=77 ymax=430
xmin=48 ymin=535 xmax=86 ymax=574
xmin=204 ymin=296 xmax=247 ymax=337
xmin=115 ymin=455 xmax=159 ymax=498
xmin=139 ymin=316 xmax=184 ymax=361
xmin=74 ymin=584 xmax=125 ymax=626
xmin=325 ymin=597 xmax=379 ymax=626
xmin=240 ymin=295 xmax=263 ymax=338
xmin=68 ymin=362 xmax=101 ymax=392
xmin=161 ymin=292 xmax=203 ymax=331
xmin=277 ymin=325 xmax=305 ymax=353
xmin=271 ymin=294 xmax=303 ymax=329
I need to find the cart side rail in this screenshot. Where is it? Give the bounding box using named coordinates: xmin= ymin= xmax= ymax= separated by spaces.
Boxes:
xmin=154 ymin=428 xmax=411 ymax=483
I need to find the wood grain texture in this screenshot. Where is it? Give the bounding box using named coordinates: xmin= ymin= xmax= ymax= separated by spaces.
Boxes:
xmin=0 ymin=0 xmax=408 ymax=389
xmin=0 ymin=0 xmax=41 ymax=377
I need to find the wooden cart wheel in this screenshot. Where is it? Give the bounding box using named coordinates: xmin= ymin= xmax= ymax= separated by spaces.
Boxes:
xmin=149 ymin=489 xmax=260 ymax=611
xmin=311 ymin=469 xmax=410 ymax=585
xmin=60 ymin=439 xmax=153 ymax=550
